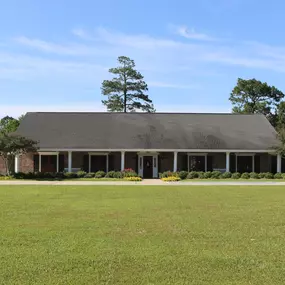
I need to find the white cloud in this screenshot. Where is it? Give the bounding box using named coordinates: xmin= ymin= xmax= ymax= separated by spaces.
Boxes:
xmin=172 ymin=25 xmax=216 ymax=41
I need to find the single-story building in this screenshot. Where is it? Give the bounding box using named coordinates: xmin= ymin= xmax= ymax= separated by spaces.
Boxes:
xmin=3 ymin=112 xmax=283 ymax=177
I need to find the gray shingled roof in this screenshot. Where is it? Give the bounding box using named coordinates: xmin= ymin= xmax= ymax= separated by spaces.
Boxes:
xmin=16 ymin=112 xmax=278 ymax=150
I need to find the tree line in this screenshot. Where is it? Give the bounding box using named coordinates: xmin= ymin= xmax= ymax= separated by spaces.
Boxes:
xmin=1 ymin=55 xmax=285 ymax=175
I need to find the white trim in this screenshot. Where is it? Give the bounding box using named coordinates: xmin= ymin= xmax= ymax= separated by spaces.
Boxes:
xmin=235 ymin=154 xmax=238 ymax=172
xmin=252 ymin=155 xmax=255 ymax=172
xmin=235 ymin=153 xmax=255 ymax=156
xmin=205 ymin=154 xmax=207 ymax=172
xmin=106 ymin=154 xmax=109 ymax=173
xmin=187 ymin=152 xmax=208 ymax=155
xmin=14 ymin=155 xmax=20 ymax=173
xmin=68 ymin=151 xmax=72 ymax=173
xmin=88 ymin=154 xmax=91 ymax=173
xmin=88 ymin=152 xmax=110 ymax=155
xmin=38 ymin=148 xmax=272 ymax=153
xmin=226 ymin=152 xmax=230 ymax=172
xmin=138 ymin=155 xmax=143 ymax=177
xmin=56 ymin=153 xmax=59 ymax=172
xmin=277 ymin=154 xmax=282 ymax=173
xmin=121 ymin=151 xmax=125 ymax=171
xmin=39 ymin=154 xmax=42 ymax=172
xmin=153 ymin=154 xmax=158 ymax=178
xmin=38 ymin=152 xmax=59 ymax=155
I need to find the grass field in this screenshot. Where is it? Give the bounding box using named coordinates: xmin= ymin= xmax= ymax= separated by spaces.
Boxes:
xmin=1 ymin=186 xmax=285 ymax=284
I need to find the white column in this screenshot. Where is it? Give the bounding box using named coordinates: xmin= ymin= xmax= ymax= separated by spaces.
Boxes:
xmin=252 ymin=155 xmax=255 ymax=172
xmin=121 ymin=151 xmax=125 ymax=171
xmin=205 ymin=154 xmax=208 ymax=172
xmin=106 ymin=154 xmax=109 ymax=172
xmin=226 ymin=152 xmax=230 ymax=172
xmin=277 ymin=154 xmax=282 ymax=173
xmin=68 ymin=151 xmax=72 ymax=173
xmin=235 ymin=154 xmax=238 ymax=172
xmin=56 ymin=153 xmax=59 ymax=172
xmin=39 ymin=154 xmax=42 ymax=172
xmin=14 ymin=155 xmax=20 ymax=173
xmin=173 ymin=151 xmax=178 ymax=172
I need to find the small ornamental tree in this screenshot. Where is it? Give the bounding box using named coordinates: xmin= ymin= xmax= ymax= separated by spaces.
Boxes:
xmin=0 ymin=134 xmax=38 ymax=175
xmin=101 ymin=56 xmax=155 ymax=113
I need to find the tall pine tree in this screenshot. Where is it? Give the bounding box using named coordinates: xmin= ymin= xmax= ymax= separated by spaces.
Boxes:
xmin=101 ymin=56 xmax=155 ymax=112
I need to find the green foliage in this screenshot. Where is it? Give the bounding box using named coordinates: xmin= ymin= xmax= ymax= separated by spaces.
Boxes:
xmin=177 ymin=171 xmax=188 ymax=180
xmin=84 ymin=172 xmax=95 ymax=178
xmin=264 ymin=172 xmax=274 ymax=179
xmin=241 ymin=172 xmax=250 ymax=179
xmin=95 ymin=171 xmax=106 ymax=178
xmin=204 ymin=171 xmax=212 ymax=179
xmin=229 ymin=78 xmax=284 ymax=127
xmin=232 ymin=172 xmax=241 ymax=179
xmin=113 ymin=171 xmax=123 ymax=179
xmin=101 ymin=56 xmax=155 ymax=113
xmin=259 ymin=173 xmax=266 ymax=179
xmin=221 ymin=172 xmax=232 ymax=179
xmin=0 ymin=116 xmax=20 ymax=134
xmin=274 ymin=173 xmax=283 ymax=179
xmin=105 ymin=171 xmax=116 ymax=178
xmin=211 ymin=171 xmax=221 ymax=179
xmin=250 ymin=172 xmax=259 ymax=179
xmin=64 ymin=172 xmax=78 ymax=179
xmin=187 ymin=171 xmax=199 ymax=179
xmin=0 ymin=134 xmax=38 ymax=175
xmin=197 ymin=172 xmax=205 ymax=179
xmin=76 ymin=171 xmax=87 ymax=178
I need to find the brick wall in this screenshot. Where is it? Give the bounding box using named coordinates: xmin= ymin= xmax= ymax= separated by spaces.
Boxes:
xmin=20 ymin=153 xmax=34 ymax=173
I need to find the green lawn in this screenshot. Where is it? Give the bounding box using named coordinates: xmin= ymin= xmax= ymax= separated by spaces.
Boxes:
xmin=1 ymin=186 xmax=285 ymax=284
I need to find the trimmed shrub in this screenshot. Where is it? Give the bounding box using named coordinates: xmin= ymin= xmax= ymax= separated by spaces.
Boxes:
xmin=122 ymin=168 xmax=138 ymax=177
xmin=198 ymin=172 xmax=205 ymax=179
xmin=124 ymin=177 xmax=142 ymax=181
xmin=13 ymin=172 xmax=26 ymax=179
xmin=161 ymin=176 xmax=181 ymax=182
xmin=259 ymin=172 xmax=266 ymax=179
xmin=64 ymin=172 xmax=78 ymax=179
xmin=0 ymin=176 xmax=13 ymax=180
xmin=77 ymin=171 xmax=87 ymax=178
xmin=84 ymin=172 xmax=95 ymax=178
xmin=114 ymin=171 xmax=123 ymax=179
xmin=232 ymin=172 xmax=241 ymax=179
xmin=274 ymin=173 xmax=283 ymax=179
xmin=241 ymin=172 xmax=250 ymax=179
xmin=95 ymin=171 xmax=106 ymax=178
xmin=264 ymin=172 xmax=274 ymax=179
xmin=178 ymin=171 xmax=188 ymax=180
xmin=249 ymin=172 xmax=259 ymax=179
xmin=221 ymin=172 xmax=232 ymax=179
xmin=187 ymin=171 xmax=199 ymax=179
xmin=282 ymin=173 xmax=285 ymax=180
xmin=211 ymin=171 xmax=221 ymax=179
xmin=105 ymin=171 xmax=116 ymax=178
xmin=204 ymin=171 xmax=212 ymax=179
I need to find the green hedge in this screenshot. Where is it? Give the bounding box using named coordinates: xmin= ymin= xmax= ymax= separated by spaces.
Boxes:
xmin=159 ymin=171 xmax=285 ymax=180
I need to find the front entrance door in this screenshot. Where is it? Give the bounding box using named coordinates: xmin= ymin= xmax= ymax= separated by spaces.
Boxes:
xmin=91 ymin=155 xmax=107 ymax=172
xmin=143 ymin=156 xmax=153 ymax=178
xmin=237 ymin=156 xmax=253 ymax=173
xmin=41 ymin=155 xmax=57 ymax=172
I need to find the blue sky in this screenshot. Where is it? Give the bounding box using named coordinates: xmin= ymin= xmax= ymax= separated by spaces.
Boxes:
xmin=1 ymin=0 xmax=285 ymax=117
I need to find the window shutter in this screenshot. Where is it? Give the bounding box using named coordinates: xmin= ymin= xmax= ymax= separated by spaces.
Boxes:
xmin=108 ymin=155 xmax=114 ymax=171
xmin=34 ymin=154 xmax=39 ymax=172
xmin=230 ymin=154 xmax=236 ymax=173
xmin=83 ymin=155 xmax=89 ymax=172
xmin=254 ymin=155 xmax=260 ymax=173
xmin=59 ymin=155 xmax=65 ymax=172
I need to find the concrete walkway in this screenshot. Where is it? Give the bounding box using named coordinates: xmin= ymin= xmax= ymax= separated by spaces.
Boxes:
xmin=0 ymin=179 xmax=285 ymax=186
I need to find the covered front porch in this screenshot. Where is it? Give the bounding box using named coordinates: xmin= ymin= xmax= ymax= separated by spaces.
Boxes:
xmin=15 ymin=150 xmax=283 ymax=178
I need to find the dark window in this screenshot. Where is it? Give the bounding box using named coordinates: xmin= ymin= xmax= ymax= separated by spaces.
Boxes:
xmin=189 ymin=156 xmax=205 ymax=172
